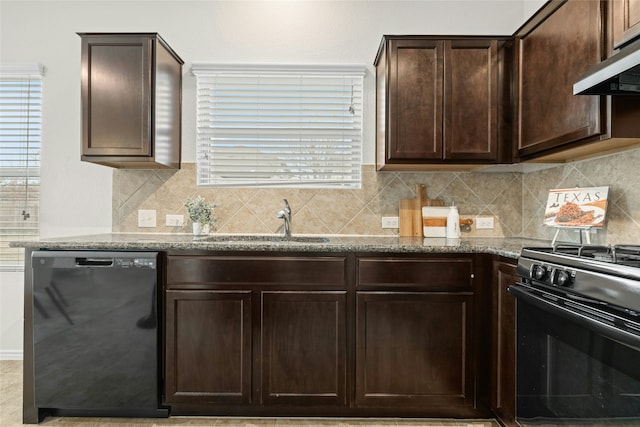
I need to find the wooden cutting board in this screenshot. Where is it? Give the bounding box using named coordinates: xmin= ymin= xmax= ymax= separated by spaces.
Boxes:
xmin=399 ymin=184 xmax=444 ymax=236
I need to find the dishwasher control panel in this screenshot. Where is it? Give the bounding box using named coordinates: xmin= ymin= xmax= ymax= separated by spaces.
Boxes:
xmin=115 ymin=257 xmax=157 ymax=269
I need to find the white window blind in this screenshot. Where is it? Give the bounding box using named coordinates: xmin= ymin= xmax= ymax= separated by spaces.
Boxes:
xmin=0 ymin=64 xmax=43 ymax=271
xmin=192 ymin=64 xmax=365 ymax=188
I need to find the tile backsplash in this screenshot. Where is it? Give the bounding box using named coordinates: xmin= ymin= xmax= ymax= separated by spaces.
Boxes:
xmin=521 ymin=149 xmax=640 ymax=245
xmin=113 ymin=163 xmax=521 ymax=237
xmin=113 ymin=149 xmax=640 ymax=244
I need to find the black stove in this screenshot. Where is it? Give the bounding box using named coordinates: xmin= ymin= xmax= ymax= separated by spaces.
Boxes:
xmin=517 ymin=244 xmax=640 ymax=315
xmin=512 ymin=244 xmax=640 ymax=426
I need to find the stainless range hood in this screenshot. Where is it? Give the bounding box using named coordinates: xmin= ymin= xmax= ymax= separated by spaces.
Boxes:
xmin=574 ymin=37 xmax=640 ymax=95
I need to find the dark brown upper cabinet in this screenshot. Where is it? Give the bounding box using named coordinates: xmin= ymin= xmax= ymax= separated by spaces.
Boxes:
xmin=613 ymin=0 xmax=640 ymax=48
xmin=514 ymin=0 xmax=640 ymax=162
xmin=374 ymin=36 xmax=512 ymax=171
xmin=79 ymin=33 xmax=183 ymax=169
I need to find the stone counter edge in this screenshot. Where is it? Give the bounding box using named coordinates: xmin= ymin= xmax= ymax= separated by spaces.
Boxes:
xmin=10 ymin=235 xmax=552 ymax=260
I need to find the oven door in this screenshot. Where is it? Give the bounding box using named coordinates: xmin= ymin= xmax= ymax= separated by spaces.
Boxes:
xmin=509 ymin=283 xmax=640 ymax=426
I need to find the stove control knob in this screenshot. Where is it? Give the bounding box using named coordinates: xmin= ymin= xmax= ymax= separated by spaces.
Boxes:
xmin=556 ymin=270 xmax=572 ymax=287
xmin=532 ymin=264 xmax=547 ymax=280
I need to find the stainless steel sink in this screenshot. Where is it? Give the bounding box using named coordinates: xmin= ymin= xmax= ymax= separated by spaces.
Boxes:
xmin=199 ymin=235 xmax=330 ymax=244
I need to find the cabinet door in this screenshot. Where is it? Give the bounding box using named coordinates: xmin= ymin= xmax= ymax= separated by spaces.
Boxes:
xmin=261 ymin=291 xmax=347 ymax=406
xmin=491 ymin=260 xmax=518 ymax=427
xmin=613 ymin=0 xmax=640 ymax=48
xmin=516 ymin=0 xmax=603 ymax=158
xmin=355 ymin=292 xmax=474 ymax=408
xmin=387 ymin=39 xmax=444 ymax=161
xmin=81 ymin=36 xmax=152 ymax=157
xmin=164 ymin=290 xmax=252 ymax=404
xmin=444 ymin=40 xmax=498 ymax=161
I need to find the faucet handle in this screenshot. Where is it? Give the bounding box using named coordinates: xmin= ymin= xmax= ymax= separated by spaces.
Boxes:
xmin=283 ymin=199 xmax=291 ymax=220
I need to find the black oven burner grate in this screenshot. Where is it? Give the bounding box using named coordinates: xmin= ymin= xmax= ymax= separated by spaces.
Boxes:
xmin=551 ymin=244 xmax=640 ymax=267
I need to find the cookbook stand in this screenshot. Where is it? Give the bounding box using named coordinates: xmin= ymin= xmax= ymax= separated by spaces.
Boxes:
xmin=544 ymin=187 xmax=609 ymax=247
xmin=551 ymin=226 xmax=593 ymax=246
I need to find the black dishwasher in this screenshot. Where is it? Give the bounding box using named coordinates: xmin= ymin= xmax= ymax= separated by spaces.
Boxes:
xmin=32 ymin=250 xmax=168 ymax=418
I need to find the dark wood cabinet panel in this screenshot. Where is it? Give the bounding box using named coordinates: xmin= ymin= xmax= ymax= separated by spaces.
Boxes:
xmin=164 ymin=290 xmax=252 ymax=404
xmin=386 ymin=39 xmax=443 ymax=161
xmin=515 ymin=0 xmax=604 ymax=159
xmin=613 ymin=0 xmax=640 ymax=48
xmin=83 ymin=38 xmax=151 ymax=156
xmin=79 ymin=33 xmax=182 ymax=169
xmin=491 ymin=259 xmax=518 ymax=427
xmin=355 ymin=292 xmax=474 ymax=408
xmin=261 ymin=291 xmax=347 ymax=406
xmin=514 ymin=0 xmax=640 ymax=162
xmin=167 ymin=255 xmax=347 ymax=288
xmin=357 ymin=256 xmax=473 ymax=291
xmin=444 ymin=39 xmax=499 ymax=161
xmin=353 ymin=254 xmax=487 ymax=416
xmin=375 ymin=36 xmax=510 ymax=169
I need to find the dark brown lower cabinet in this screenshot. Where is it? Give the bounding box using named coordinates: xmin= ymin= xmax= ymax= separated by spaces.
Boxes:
xmin=164 ymin=290 xmax=253 ymax=404
xmin=162 ymin=252 xmax=503 ymax=418
xmin=163 ymin=253 xmax=349 ymax=414
xmin=355 ymin=292 xmax=474 ymax=409
xmin=261 ymin=291 xmax=347 ymax=406
xmin=491 ymin=258 xmax=518 ymax=426
xmin=353 ymin=254 xmax=489 ymax=417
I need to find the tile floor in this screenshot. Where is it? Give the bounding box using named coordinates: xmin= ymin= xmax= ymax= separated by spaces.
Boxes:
xmin=0 ymin=361 xmax=499 ymax=427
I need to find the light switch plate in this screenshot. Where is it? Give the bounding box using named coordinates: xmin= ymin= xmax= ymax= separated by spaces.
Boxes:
xmin=138 ymin=210 xmax=156 ymax=228
xmin=381 ymin=216 xmax=399 ymax=228
xmin=166 ymin=214 xmax=184 ymax=227
xmin=476 ymin=216 xmax=494 ymax=229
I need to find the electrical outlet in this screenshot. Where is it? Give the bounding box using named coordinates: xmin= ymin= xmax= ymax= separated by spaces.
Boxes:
xmin=166 ymin=214 xmax=184 ymax=227
xmin=476 ymin=216 xmax=495 ymax=229
xmin=138 ymin=210 xmax=156 ymax=228
xmin=381 ymin=216 xmax=399 ymax=229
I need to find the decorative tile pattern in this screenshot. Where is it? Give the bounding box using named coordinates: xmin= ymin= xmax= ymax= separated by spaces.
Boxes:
xmin=521 ymin=150 xmax=640 ymax=245
xmin=112 ymin=164 xmax=519 ymax=238
xmin=112 ymin=148 xmax=640 ymax=245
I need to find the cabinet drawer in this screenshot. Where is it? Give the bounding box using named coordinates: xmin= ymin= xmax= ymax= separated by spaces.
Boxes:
xmin=357 ymin=257 xmax=473 ymax=291
xmin=167 ymin=255 xmax=347 ymax=287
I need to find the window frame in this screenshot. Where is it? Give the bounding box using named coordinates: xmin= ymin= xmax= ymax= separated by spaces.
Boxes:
xmin=0 ymin=63 xmax=44 ymax=271
xmin=191 ymin=63 xmax=366 ymax=189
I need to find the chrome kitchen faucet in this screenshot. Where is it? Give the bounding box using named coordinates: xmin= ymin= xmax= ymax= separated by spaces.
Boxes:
xmin=276 ymin=199 xmax=292 ymax=238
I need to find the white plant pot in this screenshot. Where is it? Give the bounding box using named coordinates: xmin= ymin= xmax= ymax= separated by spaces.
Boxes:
xmin=192 ymin=223 xmax=210 ymax=236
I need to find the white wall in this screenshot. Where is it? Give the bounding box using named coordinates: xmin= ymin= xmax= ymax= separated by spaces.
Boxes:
xmin=522 ymin=0 xmax=548 ymax=23
xmin=0 ymin=272 xmax=24 ymax=359
xmin=0 ymin=0 xmax=533 ymax=358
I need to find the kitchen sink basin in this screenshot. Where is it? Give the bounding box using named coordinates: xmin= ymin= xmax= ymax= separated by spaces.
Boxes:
xmin=199 ymin=235 xmax=330 ymax=244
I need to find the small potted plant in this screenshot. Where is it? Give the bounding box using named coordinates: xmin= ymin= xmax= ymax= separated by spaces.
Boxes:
xmin=184 ymin=196 xmax=217 ymax=235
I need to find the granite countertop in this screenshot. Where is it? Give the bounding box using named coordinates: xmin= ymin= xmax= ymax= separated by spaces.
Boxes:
xmin=10 ymin=233 xmax=552 ymax=259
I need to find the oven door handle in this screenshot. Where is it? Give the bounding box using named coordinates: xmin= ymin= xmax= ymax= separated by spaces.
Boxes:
xmin=509 ymin=283 xmax=640 ymax=351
